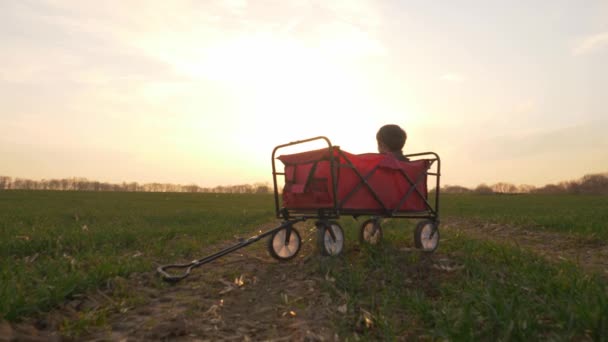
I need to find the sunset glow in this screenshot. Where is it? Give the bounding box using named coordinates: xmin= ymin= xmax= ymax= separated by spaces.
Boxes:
xmin=1 ymin=1 xmax=607 ymax=188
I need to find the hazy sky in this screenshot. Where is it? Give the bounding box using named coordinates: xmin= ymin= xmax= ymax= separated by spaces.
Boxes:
xmin=1 ymin=0 xmax=607 ymax=188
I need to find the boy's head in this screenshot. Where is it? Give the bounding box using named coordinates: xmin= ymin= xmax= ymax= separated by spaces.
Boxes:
xmin=376 ymin=124 xmax=407 ymax=153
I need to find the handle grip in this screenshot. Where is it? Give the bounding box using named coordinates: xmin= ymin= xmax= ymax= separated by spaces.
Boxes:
xmin=156 ymin=264 xmax=193 ymax=283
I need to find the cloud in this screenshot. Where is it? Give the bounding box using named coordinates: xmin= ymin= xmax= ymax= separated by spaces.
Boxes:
xmin=219 ymin=0 xmax=248 ymax=15
xmin=321 ymin=0 xmax=383 ymax=29
xmin=440 ymin=72 xmax=465 ymax=83
xmin=573 ymin=31 xmax=608 ymax=55
xmin=472 ymin=121 xmax=608 ymax=161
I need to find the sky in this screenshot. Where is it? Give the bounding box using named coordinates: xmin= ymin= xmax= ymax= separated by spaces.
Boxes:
xmin=1 ymin=0 xmax=607 ymax=188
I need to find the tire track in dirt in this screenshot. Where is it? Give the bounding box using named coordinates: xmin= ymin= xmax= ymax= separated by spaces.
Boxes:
xmin=444 ymin=218 xmax=608 ymax=278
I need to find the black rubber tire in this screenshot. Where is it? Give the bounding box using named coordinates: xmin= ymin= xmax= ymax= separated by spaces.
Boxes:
xmin=316 ymin=221 xmax=345 ymax=256
xmin=359 ymin=218 xmax=383 ymax=245
xmin=267 ymin=227 xmax=302 ymax=261
xmin=414 ymin=220 xmax=440 ymax=252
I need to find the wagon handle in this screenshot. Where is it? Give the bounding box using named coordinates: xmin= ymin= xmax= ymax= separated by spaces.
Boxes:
xmin=157 ymin=263 xmax=197 ymax=283
xmin=157 ymin=218 xmax=306 ymax=282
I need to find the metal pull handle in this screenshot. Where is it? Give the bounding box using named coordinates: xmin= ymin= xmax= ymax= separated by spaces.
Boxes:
xmin=156 ymin=263 xmax=195 ymax=283
xmin=156 ymin=219 xmax=305 ymax=283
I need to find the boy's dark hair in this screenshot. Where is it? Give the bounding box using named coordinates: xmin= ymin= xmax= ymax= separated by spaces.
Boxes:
xmin=376 ymin=124 xmax=407 ymax=151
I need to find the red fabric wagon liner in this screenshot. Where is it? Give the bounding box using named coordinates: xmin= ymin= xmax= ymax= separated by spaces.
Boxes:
xmin=278 ymin=147 xmax=431 ymax=213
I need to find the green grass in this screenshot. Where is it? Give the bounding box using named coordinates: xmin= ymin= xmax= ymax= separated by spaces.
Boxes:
xmin=321 ymin=220 xmax=607 ymax=340
xmin=440 ymin=193 xmax=608 ymax=238
xmin=434 ymin=234 xmax=607 ymax=340
xmin=1 ymin=190 xmax=607 ymax=340
xmin=0 ymin=190 xmax=276 ymax=321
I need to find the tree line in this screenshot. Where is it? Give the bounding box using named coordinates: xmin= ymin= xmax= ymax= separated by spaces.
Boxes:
xmin=0 ymin=176 xmax=271 ymax=194
xmin=1 ymin=172 xmax=607 ymax=195
xmin=441 ymin=173 xmax=608 ymax=195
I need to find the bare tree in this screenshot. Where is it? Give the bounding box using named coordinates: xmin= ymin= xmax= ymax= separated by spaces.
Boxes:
xmin=491 ymin=182 xmax=517 ymax=194
xmin=0 ymin=176 xmax=12 ymax=190
xmin=255 ymin=183 xmax=271 ymax=194
xmin=517 ymin=184 xmax=536 ymax=193
xmin=442 ymin=185 xmax=472 ymax=194
xmin=578 ymin=174 xmax=608 ymax=194
xmin=474 ymin=183 xmax=494 ymax=194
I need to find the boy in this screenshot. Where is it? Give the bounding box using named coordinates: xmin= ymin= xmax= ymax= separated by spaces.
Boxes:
xmin=376 ymin=124 xmax=408 ymax=161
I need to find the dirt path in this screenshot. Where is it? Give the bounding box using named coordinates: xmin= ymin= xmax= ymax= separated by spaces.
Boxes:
xmin=444 ymin=218 xmax=608 ymax=277
xmin=86 ymin=223 xmax=344 ymax=341
xmin=121 ymin=266 xmax=334 ymax=337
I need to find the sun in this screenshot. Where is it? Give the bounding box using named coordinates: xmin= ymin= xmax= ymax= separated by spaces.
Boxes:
xmin=152 ymin=31 xmax=418 ymax=184
xmin=185 ymin=34 xmax=376 ymax=146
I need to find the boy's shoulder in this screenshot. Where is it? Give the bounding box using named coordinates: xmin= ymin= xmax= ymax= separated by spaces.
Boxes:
xmin=388 ymin=151 xmax=409 ymax=162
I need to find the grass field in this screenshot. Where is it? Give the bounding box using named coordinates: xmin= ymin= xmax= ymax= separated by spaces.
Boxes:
xmin=1 ymin=190 xmax=607 ymax=339
xmin=0 ymin=191 xmax=276 ymax=321
xmin=439 ymin=193 xmax=608 ymax=238
xmin=326 ymin=220 xmax=607 ymax=340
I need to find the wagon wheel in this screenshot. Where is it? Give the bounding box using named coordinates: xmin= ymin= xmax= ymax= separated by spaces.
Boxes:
xmin=414 ymin=220 xmax=440 ymax=252
xmin=359 ymin=218 xmax=383 ymax=245
xmin=268 ymin=226 xmax=302 ymax=261
xmin=316 ymin=221 xmax=345 ymax=256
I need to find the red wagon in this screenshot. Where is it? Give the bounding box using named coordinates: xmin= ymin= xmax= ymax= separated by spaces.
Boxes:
xmin=269 ymin=136 xmax=441 ymax=259
xmin=158 ymin=136 xmax=441 ymax=282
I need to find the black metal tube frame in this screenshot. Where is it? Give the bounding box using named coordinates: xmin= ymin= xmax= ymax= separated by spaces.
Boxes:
xmin=271 ymin=136 xmax=337 ymax=219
